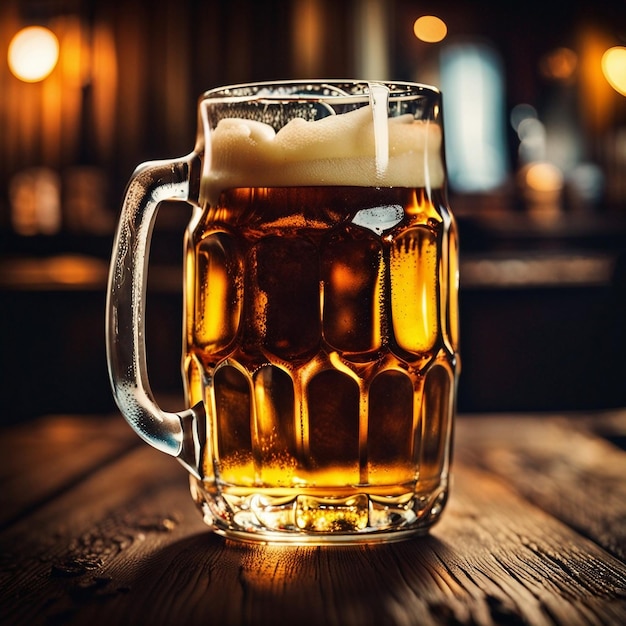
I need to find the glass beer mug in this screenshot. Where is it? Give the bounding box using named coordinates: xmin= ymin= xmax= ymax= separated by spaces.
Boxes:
xmin=106 ymin=80 xmax=459 ymax=544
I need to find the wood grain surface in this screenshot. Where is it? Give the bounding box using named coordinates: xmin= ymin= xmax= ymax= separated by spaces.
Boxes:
xmin=1 ymin=412 xmax=626 ymax=625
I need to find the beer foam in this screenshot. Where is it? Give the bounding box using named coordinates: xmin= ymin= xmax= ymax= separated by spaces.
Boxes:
xmin=202 ymin=105 xmax=444 ymax=205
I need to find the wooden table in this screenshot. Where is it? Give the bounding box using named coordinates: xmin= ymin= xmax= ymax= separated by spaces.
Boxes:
xmin=2 ymin=410 xmax=626 ymax=625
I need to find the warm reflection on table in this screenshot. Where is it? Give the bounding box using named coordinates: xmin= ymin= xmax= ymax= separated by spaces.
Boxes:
xmin=1 ymin=410 xmax=626 ymax=625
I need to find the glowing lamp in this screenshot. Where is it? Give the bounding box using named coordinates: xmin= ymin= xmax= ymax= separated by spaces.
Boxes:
xmin=602 ymin=46 xmax=626 ymax=96
xmin=413 ymin=16 xmax=447 ymax=44
xmin=8 ymin=26 xmax=59 ymax=83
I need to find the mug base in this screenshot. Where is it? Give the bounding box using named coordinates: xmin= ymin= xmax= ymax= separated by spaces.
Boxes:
xmin=213 ymin=526 xmax=432 ymax=545
xmin=189 ymin=476 xmax=448 ymax=545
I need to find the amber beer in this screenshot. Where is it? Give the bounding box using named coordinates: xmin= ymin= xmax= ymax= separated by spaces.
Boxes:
xmin=183 ymin=98 xmax=459 ymax=538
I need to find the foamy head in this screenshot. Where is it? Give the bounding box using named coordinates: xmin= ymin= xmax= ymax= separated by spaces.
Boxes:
xmin=201 ymin=104 xmax=445 ymax=206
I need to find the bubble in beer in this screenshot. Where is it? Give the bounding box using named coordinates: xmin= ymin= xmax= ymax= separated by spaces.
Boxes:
xmin=351 ymin=205 xmax=404 ymax=235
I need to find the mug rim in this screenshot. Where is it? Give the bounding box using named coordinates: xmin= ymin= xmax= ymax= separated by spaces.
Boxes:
xmin=200 ymin=79 xmax=440 ymax=104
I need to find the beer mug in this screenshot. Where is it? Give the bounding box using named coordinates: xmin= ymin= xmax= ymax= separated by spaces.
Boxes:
xmin=106 ymin=80 xmax=459 ymax=544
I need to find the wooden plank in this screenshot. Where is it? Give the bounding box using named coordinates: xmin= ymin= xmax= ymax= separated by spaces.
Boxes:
xmin=0 ymin=445 xmax=206 ymax=626
xmin=1 ymin=416 xmax=625 ymax=626
xmin=0 ymin=414 xmax=139 ymax=528
xmin=455 ymin=412 xmax=626 ymax=561
xmin=0 ymin=444 xmax=198 ymax=626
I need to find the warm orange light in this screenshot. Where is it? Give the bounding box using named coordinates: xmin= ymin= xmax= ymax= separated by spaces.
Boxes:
xmin=539 ymin=47 xmax=577 ymax=81
xmin=525 ymin=162 xmax=563 ymax=193
xmin=602 ymin=46 xmax=626 ymax=96
xmin=413 ymin=16 xmax=447 ymax=43
xmin=8 ymin=26 xmax=59 ymax=82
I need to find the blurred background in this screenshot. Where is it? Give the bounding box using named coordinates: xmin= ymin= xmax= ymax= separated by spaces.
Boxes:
xmin=1 ymin=0 xmax=626 ymax=422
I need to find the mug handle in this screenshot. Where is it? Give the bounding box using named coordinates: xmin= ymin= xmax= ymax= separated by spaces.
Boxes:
xmin=106 ymin=156 xmax=205 ymax=479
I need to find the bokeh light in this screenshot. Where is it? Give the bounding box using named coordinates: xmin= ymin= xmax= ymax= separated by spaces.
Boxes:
xmin=413 ymin=16 xmax=447 ymax=43
xmin=510 ymin=103 xmax=538 ymax=132
xmin=524 ymin=162 xmax=563 ymax=193
xmin=7 ymin=26 xmax=59 ymax=83
xmin=602 ymin=46 xmax=626 ymax=96
xmin=441 ymin=42 xmax=509 ymax=191
xmin=539 ymin=47 xmax=577 ymax=81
